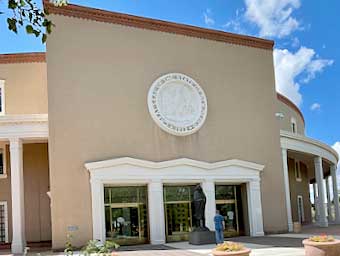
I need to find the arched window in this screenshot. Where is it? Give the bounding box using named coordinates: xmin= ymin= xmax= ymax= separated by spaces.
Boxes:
xmin=291 ymin=117 xmax=297 ymax=134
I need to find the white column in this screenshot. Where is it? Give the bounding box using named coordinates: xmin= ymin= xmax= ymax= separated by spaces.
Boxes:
xmin=201 ymin=179 xmax=216 ymax=231
xmin=281 ymin=148 xmax=293 ymax=232
xmin=10 ymin=138 xmax=26 ymax=254
xmin=331 ymin=164 xmax=340 ymax=224
xmin=90 ymin=178 xmax=105 ymax=242
xmin=325 ymin=177 xmax=332 ymax=222
xmin=247 ymin=180 xmax=264 ymax=236
xmin=148 ymin=180 xmax=165 ymax=244
xmin=313 ymin=183 xmax=319 ymax=222
xmin=314 ymin=156 xmax=328 ymax=227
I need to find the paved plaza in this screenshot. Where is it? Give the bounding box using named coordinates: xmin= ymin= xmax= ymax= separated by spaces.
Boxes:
xmin=3 ymin=225 xmax=340 ymax=256
xmin=0 ymin=236 xmax=306 ymax=256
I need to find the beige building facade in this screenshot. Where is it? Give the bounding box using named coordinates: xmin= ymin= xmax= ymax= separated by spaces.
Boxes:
xmin=0 ymin=2 xmax=338 ymax=254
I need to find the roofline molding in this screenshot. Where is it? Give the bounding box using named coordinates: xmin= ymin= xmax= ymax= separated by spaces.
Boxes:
xmin=43 ymin=1 xmax=274 ymax=50
xmin=85 ymin=157 xmax=265 ymax=172
xmin=280 ymin=130 xmax=339 ymax=164
xmin=277 ymin=93 xmax=305 ymax=125
xmin=0 ymin=53 xmax=46 ymax=64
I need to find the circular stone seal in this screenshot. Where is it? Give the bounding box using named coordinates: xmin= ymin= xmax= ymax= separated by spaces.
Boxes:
xmin=147 ymin=73 xmax=208 ymax=136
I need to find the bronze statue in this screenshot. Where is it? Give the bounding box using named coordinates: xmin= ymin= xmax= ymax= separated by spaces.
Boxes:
xmin=193 ymin=184 xmax=208 ymax=230
xmin=189 ymin=184 xmax=215 ymax=244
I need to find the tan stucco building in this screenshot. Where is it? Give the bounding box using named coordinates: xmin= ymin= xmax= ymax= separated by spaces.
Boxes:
xmin=0 ymin=2 xmax=339 ymax=254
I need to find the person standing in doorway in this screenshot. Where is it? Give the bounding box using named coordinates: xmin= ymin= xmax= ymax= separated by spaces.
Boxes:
xmin=214 ymin=210 xmax=225 ymax=244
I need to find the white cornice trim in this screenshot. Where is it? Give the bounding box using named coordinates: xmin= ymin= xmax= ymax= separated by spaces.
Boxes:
xmin=0 ymin=114 xmax=48 ymax=125
xmin=85 ymin=157 xmax=265 ymax=172
xmin=280 ymin=130 xmax=339 ymax=164
xmin=0 ymin=114 xmax=48 ymax=140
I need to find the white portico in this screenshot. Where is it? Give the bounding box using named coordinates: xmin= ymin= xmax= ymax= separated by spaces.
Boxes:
xmin=280 ymin=130 xmax=340 ymax=230
xmin=0 ymin=114 xmax=48 ymax=254
xmin=85 ymin=157 xmax=265 ymax=245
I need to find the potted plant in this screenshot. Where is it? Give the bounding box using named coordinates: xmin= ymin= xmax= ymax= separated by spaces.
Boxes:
xmin=303 ymin=234 xmax=340 ymax=256
xmin=212 ymin=242 xmax=251 ymax=256
xmin=81 ymin=240 xmax=120 ymax=256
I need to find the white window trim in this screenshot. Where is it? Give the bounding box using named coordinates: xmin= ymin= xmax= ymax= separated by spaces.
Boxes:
xmin=85 ymin=157 xmax=265 ymax=244
xmin=294 ymin=160 xmax=302 ymax=182
xmin=291 ymin=117 xmax=297 ymax=134
xmin=0 ymin=201 xmax=9 ymax=243
xmin=0 ymin=144 xmax=7 ymax=179
xmin=297 ymin=195 xmax=305 ymax=223
xmin=0 ymin=80 xmax=5 ymax=116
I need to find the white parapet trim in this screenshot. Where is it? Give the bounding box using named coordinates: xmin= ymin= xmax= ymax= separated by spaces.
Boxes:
xmin=85 ymin=157 xmax=265 ymax=172
xmin=280 ymin=130 xmax=338 ymax=165
xmin=85 ymin=157 xmax=265 ymax=244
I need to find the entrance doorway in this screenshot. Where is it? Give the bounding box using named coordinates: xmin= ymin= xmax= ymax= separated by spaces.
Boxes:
xmin=215 ymin=185 xmax=244 ymax=237
xmin=163 ymin=185 xmax=196 ymax=242
xmin=104 ymin=186 xmax=148 ymax=245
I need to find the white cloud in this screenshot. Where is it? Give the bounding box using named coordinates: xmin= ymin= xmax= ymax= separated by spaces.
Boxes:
xmin=302 ymin=59 xmax=334 ymax=83
xmin=310 ymin=103 xmax=321 ymax=111
xmin=332 ymin=142 xmax=340 ymax=189
xmin=223 ymin=8 xmax=248 ymax=35
xmin=203 ymin=9 xmax=215 ymax=26
xmin=274 ymin=47 xmax=333 ymax=106
xmin=244 ymin=0 xmax=301 ymax=38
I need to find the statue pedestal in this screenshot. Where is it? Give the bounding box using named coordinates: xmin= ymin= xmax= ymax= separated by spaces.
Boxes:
xmin=189 ymin=228 xmax=216 ymax=245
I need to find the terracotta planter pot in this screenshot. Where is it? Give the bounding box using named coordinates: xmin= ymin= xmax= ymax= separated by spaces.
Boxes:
xmin=303 ymin=239 xmax=340 ymax=256
xmin=212 ymin=248 xmax=251 ymax=256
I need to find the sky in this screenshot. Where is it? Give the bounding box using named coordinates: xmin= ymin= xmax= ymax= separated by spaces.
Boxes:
xmin=0 ymin=0 xmax=339 ymax=170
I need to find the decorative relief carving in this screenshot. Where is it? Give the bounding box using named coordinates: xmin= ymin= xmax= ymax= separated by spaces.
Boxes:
xmin=148 ymin=73 xmax=207 ymax=136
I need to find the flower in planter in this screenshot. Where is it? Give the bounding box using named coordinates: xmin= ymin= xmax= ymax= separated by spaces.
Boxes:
xmin=215 ymin=242 xmax=245 ymax=252
xmin=81 ymin=240 xmax=120 ymax=255
xmin=309 ymin=234 xmax=335 ymax=242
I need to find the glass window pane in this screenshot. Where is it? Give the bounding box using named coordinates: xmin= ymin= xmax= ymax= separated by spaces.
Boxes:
xmin=0 ymin=151 xmax=3 ymax=175
xmin=104 ymin=186 xmax=148 ymax=245
xmin=215 ymin=185 xmax=235 ymax=200
xmin=104 ymin=187 xmax=110 ymax=204
xmin=164 ymin=186 xmax=191 ymax=202
xmin=110 ymin=187 xmax=138 ymax=203
xmin=0 ymin=204 xmax=5 ymax=243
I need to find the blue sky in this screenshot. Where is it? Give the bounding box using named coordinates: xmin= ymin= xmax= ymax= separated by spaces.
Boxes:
xmin=0 ymin=0 xmax=339 ymax=154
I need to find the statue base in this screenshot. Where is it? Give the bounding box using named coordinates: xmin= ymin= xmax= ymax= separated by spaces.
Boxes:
xmin=189 ymin=228 xmax=216 ymax=245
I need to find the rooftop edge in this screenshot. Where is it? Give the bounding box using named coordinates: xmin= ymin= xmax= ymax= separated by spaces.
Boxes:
xmin=43 ymin=1 xmax=274 ymax=50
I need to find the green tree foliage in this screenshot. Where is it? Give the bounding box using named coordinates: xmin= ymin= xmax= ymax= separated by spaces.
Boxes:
xmin=2 ymin=0 xmax=67 ymax=43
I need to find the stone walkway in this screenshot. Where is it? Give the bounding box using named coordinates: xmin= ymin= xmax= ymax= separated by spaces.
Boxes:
xmin=9 ymin=225 xmax=340 ymax=256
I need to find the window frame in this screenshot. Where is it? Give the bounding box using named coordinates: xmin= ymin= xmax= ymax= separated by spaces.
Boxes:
xmin=0 ymin=201 xmax=9 ymax=243
xmin=0 ymin=80 xmax=5 ymax=116
xmin=291 ymin=117 xmax=297 ymax=134
xmin=0 ymin=146 xmax=7 ymax=179
xmin=294 ymin=160 xmax=302 ymax=182
xmin=297 ymin=195 xmax=305 ymax=223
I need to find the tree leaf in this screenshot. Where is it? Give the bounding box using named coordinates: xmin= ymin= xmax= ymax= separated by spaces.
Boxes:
xmin=42 ymin=34 xmax=47 ymax=43
xmin=33 ymin=29 xmax=40 ymax=37
xmin=26 ymin=25 xmax=34 ymax=34
xmin=7 ymin=18 xmax=17 ymax=33
xmin=8 ymin=0 xmax=17 ymax=9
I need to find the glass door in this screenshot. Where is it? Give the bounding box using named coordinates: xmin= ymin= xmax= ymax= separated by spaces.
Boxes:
xmin=163 ymin=185 xmax=196 ymax=242
xmin=104 ymin=186 xmax=149 ymax=245
xmin=215 ymin=185 xmax=240 ymax=237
